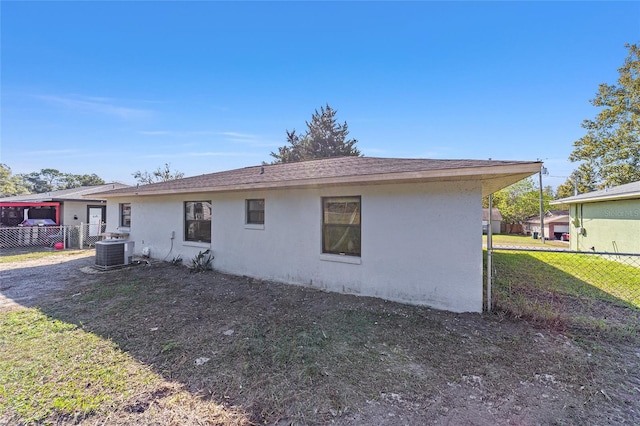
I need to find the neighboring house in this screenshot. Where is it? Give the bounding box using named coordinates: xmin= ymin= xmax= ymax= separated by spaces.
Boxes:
xmin=551 ymin=181 xmax=640 ymax=253
xmin=94 ymin=157 xmax=540 ymax=313
xmin=0 ymin=183 xmax=129 ymax=229
xmin=482 ymin=208 xmax=502 ymax=234
xmin=523 ymin=210 xmax=570 ymax=240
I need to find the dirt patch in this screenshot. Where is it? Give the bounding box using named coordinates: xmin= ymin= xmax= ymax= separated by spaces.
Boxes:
xmin=0 ymin=251 xmax=95 ymax=311
xmin=1 ymin=253 xmax=639 ymax=425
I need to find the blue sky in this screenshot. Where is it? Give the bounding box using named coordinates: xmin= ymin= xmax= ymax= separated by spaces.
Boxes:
xmin=2 ymin=1 xmax=638 ymax=189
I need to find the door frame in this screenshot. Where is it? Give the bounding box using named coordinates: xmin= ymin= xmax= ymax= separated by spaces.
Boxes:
xmin=87 ymin=205 xmax=107 ymax=236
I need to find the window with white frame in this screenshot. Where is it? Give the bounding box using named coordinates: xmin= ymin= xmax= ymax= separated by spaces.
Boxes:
xmin=184 ymin=201 xmax=212 ymax=243
xmin=246 ymin=199 xmax=265 ymax=225
xmin=322 ymin=196 xmax=361 ymax=256
xmin=120 ymin=203 xmax=131 ymax=227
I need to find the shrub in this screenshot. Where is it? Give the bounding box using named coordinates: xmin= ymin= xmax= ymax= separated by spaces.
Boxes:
xmin=188 ymin=250 xmax=214 ymax=273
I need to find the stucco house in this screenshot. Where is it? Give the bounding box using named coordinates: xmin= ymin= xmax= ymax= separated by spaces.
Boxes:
xmin=551 ymin=181 xmax=640 ymax=253
xmin=482 ymin=208 xmax=502 ymax=234
xmin=94 ymin=157 xmax=540 ymax=313
xmin=0 ymin=183 xmax=129 ymax=228
xmin=523 ymin=210 xmax=570 ymax=240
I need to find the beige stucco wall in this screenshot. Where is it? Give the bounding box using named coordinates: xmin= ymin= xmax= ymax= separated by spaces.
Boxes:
xmin=61 ymin=201 xmax=106 ymax=226
xmin=105 ymin=180 xmax=483 ymax=313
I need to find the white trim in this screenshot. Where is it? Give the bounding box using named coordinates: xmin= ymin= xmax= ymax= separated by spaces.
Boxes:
xmin=183 ymin=241 xmax=211 ymax=249
xmin=319 ymin=253 xmax=362 ymax=265
xmin=244 ymin=224 xmax=265 ymax=230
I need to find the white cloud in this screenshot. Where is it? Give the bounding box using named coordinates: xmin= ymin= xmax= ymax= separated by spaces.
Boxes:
xmin=36 ymin=94 xmax=152 ymax=120
xmin=138 ymin=130 xmax=217 ymax=137
xmin=140 ymin=151 xmax=261 ymax=159
xmin=138 ymin=130 xmax=171 ymax=136
xmin=21 ymin=148 xmax=79 ymax=156
xmin=219 ymin=131 xmax=256 ymax=139
xmin=189 ymin=151 xmax=263 ymax=157
xmin=137 ymin=129 xmax=279 ymax=147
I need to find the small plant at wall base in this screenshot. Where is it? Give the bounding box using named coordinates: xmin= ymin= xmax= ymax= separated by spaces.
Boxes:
xmin=169 ymin=255 xmax=183 ymax=266
xmin=188 ymin=250 xmax=214 ymax=273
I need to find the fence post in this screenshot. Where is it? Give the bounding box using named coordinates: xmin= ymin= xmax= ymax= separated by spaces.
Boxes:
xmin=79 ymin=222 xmax=84 ymax=249
xmin=486 ymin=193 xmax=493 ymax=312
xmin=62 ymin=225 xmax=67 ymax=249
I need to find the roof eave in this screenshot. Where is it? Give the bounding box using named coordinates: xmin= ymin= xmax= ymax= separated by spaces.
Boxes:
xmin=94 ymin=163 xmax=541 ymax=198
xmin=551 ymin=193 xmax=640 ymax=204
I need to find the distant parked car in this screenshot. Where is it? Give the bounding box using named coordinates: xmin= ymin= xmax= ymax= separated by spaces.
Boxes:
xmin=561 ymin=233 xmax=570 ymax=241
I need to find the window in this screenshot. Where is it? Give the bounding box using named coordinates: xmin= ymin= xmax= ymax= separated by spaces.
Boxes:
xmin=185 ymin=201 xmax=212 ymax=243
xmin=322 ymin=196 xmax=361 ymax=256
xmin=246 ymin=199 xmax=265 ymax=225
xmin=120 ymin=203 xmax=131 ymax=227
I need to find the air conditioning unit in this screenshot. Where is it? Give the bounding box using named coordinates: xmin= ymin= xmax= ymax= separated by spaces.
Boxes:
xmin=95 ymin=240 xmax=135 ymax=269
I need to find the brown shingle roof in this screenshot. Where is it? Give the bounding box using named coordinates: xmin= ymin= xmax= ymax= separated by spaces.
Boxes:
xmin=94 ymin=157 xmax=540 ymax=197
xmin=482 ymin=208 xmax=503 ymax=221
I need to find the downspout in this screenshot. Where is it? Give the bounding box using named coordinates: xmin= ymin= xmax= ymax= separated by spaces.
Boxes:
xmin=578 ymin=203 xmax=584 ymax=250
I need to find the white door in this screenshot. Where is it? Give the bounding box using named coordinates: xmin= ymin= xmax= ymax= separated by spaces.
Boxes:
xmin=89 ymin=208 xmax=103 ymax=237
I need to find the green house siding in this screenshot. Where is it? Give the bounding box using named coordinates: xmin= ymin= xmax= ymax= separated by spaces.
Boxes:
xmin=570 ymin=199 xmax=640 ymax=253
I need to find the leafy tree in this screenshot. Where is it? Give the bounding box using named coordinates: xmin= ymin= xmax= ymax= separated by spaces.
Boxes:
xmin=484 ymin=178 xmax=553 ymax=233
xmin=14 ymin=168 xmax=106 ymax=194
xmin=20 ymin=168 xmax=65 ymax=193
xmin=133 ymin=163 xmax=185 ymax=184
xmin=61 ymin=173 xmax=105 ymax=189
xmin=270 ymin=104 xmax=361 ymax=163
xmin=555 ymin=165 xmax=598 ymax=199
xmin=563 ymin=43 xmax=640 ymax=191
xmin=0 ymin=164 xmax=30 ymax=197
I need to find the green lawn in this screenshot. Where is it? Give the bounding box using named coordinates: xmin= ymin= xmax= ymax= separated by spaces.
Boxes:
xmin=491 ymin=249 xmax=640 ymax=334
xmin=484 ymin=233 xmax=569 ymax=248
xmin=0 ymin=309 xmax=156 ymax=423
xmin=0 ymin=309 xmax=248 ymax=425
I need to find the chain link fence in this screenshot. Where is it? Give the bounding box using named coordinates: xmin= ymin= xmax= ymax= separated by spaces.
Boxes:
xmin=488 ymin=244 xmax=640 ymax=336
xmin=0 ymin=224 xmax=107 ymax=253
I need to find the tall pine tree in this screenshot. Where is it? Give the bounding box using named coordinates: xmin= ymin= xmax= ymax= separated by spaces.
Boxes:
xmin=562 ymin=43 xmax=640 ymax=193
xmin=270 ymin=105 xmax=361 ymax=163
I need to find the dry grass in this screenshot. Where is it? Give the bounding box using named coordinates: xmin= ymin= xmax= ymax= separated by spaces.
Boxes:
xmin=0 ymin=249 xmax=86 ymax=263
xmin=1 ymin=255 xmax=639 ymax=425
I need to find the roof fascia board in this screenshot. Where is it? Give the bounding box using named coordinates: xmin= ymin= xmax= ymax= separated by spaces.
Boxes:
xmin=63 ymin=198 xmax=107 ymax=202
